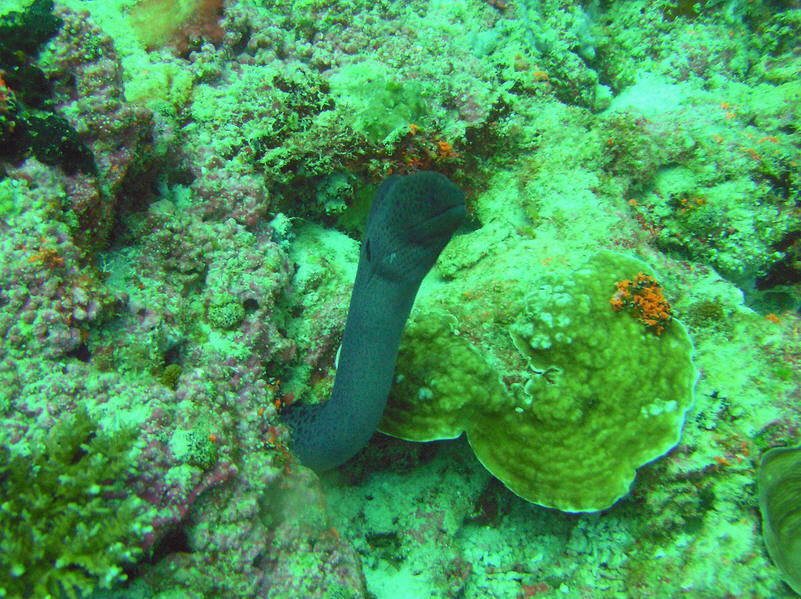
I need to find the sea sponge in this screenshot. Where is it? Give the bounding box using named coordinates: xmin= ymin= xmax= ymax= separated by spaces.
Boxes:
xmin=380 ymin=251 xmax=697 ymax=512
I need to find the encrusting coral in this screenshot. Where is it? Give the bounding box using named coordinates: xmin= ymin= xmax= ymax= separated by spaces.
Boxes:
xmin=380 ymin=251 xmax=697 ymax=512
xmin=758 ymin=443 xmax=801 ymax=595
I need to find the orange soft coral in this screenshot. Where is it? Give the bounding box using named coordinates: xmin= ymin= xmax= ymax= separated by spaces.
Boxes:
xmin=610 ymin=272 xmax=672 ymax=335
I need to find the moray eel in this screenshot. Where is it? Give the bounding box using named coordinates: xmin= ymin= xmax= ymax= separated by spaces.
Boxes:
xmin=282 ymin=171 xmax=466 ymax=471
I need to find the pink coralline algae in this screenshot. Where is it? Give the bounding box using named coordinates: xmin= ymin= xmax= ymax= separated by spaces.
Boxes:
xmin=255 ymin=468 xmax=368 ymax=599
xmin=1 ymin=352 xmax=368 ymax=598
xmin=0 ymin=164 xmax=113 ymax=362
xmin=45 ymin=6 xmax=155 ymax=246
xmin=2 ymin=361 xmax=228 ymax=543
xmin=187 ymin=144 xmax=272 ymax=228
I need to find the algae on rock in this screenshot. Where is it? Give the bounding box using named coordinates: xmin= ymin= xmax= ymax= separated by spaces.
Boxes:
xmin=0 ymin=406 xmax=152 ymax=599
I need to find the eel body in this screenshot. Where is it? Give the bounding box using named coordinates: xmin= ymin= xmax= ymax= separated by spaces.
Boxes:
xmin=282 ymin=171 xmax=466 ymax=471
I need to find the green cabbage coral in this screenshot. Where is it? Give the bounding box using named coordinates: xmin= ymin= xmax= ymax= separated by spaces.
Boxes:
xmin=0 ymin=406 xmax=153 ymax=599
xmin=380 ymin=251 xmax=697 ymax=512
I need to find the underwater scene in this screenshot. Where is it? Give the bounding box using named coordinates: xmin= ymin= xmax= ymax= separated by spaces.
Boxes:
xmin=1 ymin=0 xmax=801 ymax=597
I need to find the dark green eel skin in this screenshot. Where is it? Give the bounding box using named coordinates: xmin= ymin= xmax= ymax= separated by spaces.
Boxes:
xmin=282 ymin=171 xmax=466 ymax=471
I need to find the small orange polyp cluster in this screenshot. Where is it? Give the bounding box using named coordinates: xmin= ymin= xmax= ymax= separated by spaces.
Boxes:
xmin=436 ymin=139 xmax=459 ymax=160
xmin=610 ymin=272 xmax=672 ymax=335
xmin=28 ymin=237 xmax=65 ymax=270
xmin=677 ymin=196 xmax=707 ymax=214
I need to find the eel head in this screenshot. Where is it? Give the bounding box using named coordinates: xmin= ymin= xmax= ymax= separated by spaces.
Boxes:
xmin=361 ymin=171 xmax=466 ymax=285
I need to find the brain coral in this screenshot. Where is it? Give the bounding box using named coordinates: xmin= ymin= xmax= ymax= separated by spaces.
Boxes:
xmin=380 ymin=251 xmax=697 ymax=512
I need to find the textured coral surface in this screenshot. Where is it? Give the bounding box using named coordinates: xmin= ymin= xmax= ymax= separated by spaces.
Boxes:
xmin=1 ymin=0 xmax=800 ymax=598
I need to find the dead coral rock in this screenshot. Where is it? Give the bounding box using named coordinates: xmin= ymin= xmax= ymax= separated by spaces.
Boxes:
xmin=129 ymin=0 xmax=225 ymax=56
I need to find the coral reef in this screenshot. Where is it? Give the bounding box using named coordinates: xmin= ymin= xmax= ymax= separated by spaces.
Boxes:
xmin=44 ymin=5 xmax=156 ymax=250
xmin=0 ymin=0 xmax=800 ymax=597
xmin=129 ymin=0 xmax=225 ymax=56
xmin=0 ymin=0 xmax=95 ymax=178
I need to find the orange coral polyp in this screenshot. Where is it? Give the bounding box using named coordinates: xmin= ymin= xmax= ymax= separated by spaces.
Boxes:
xmin=610 ymin=272 xmax=672 ymax=335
